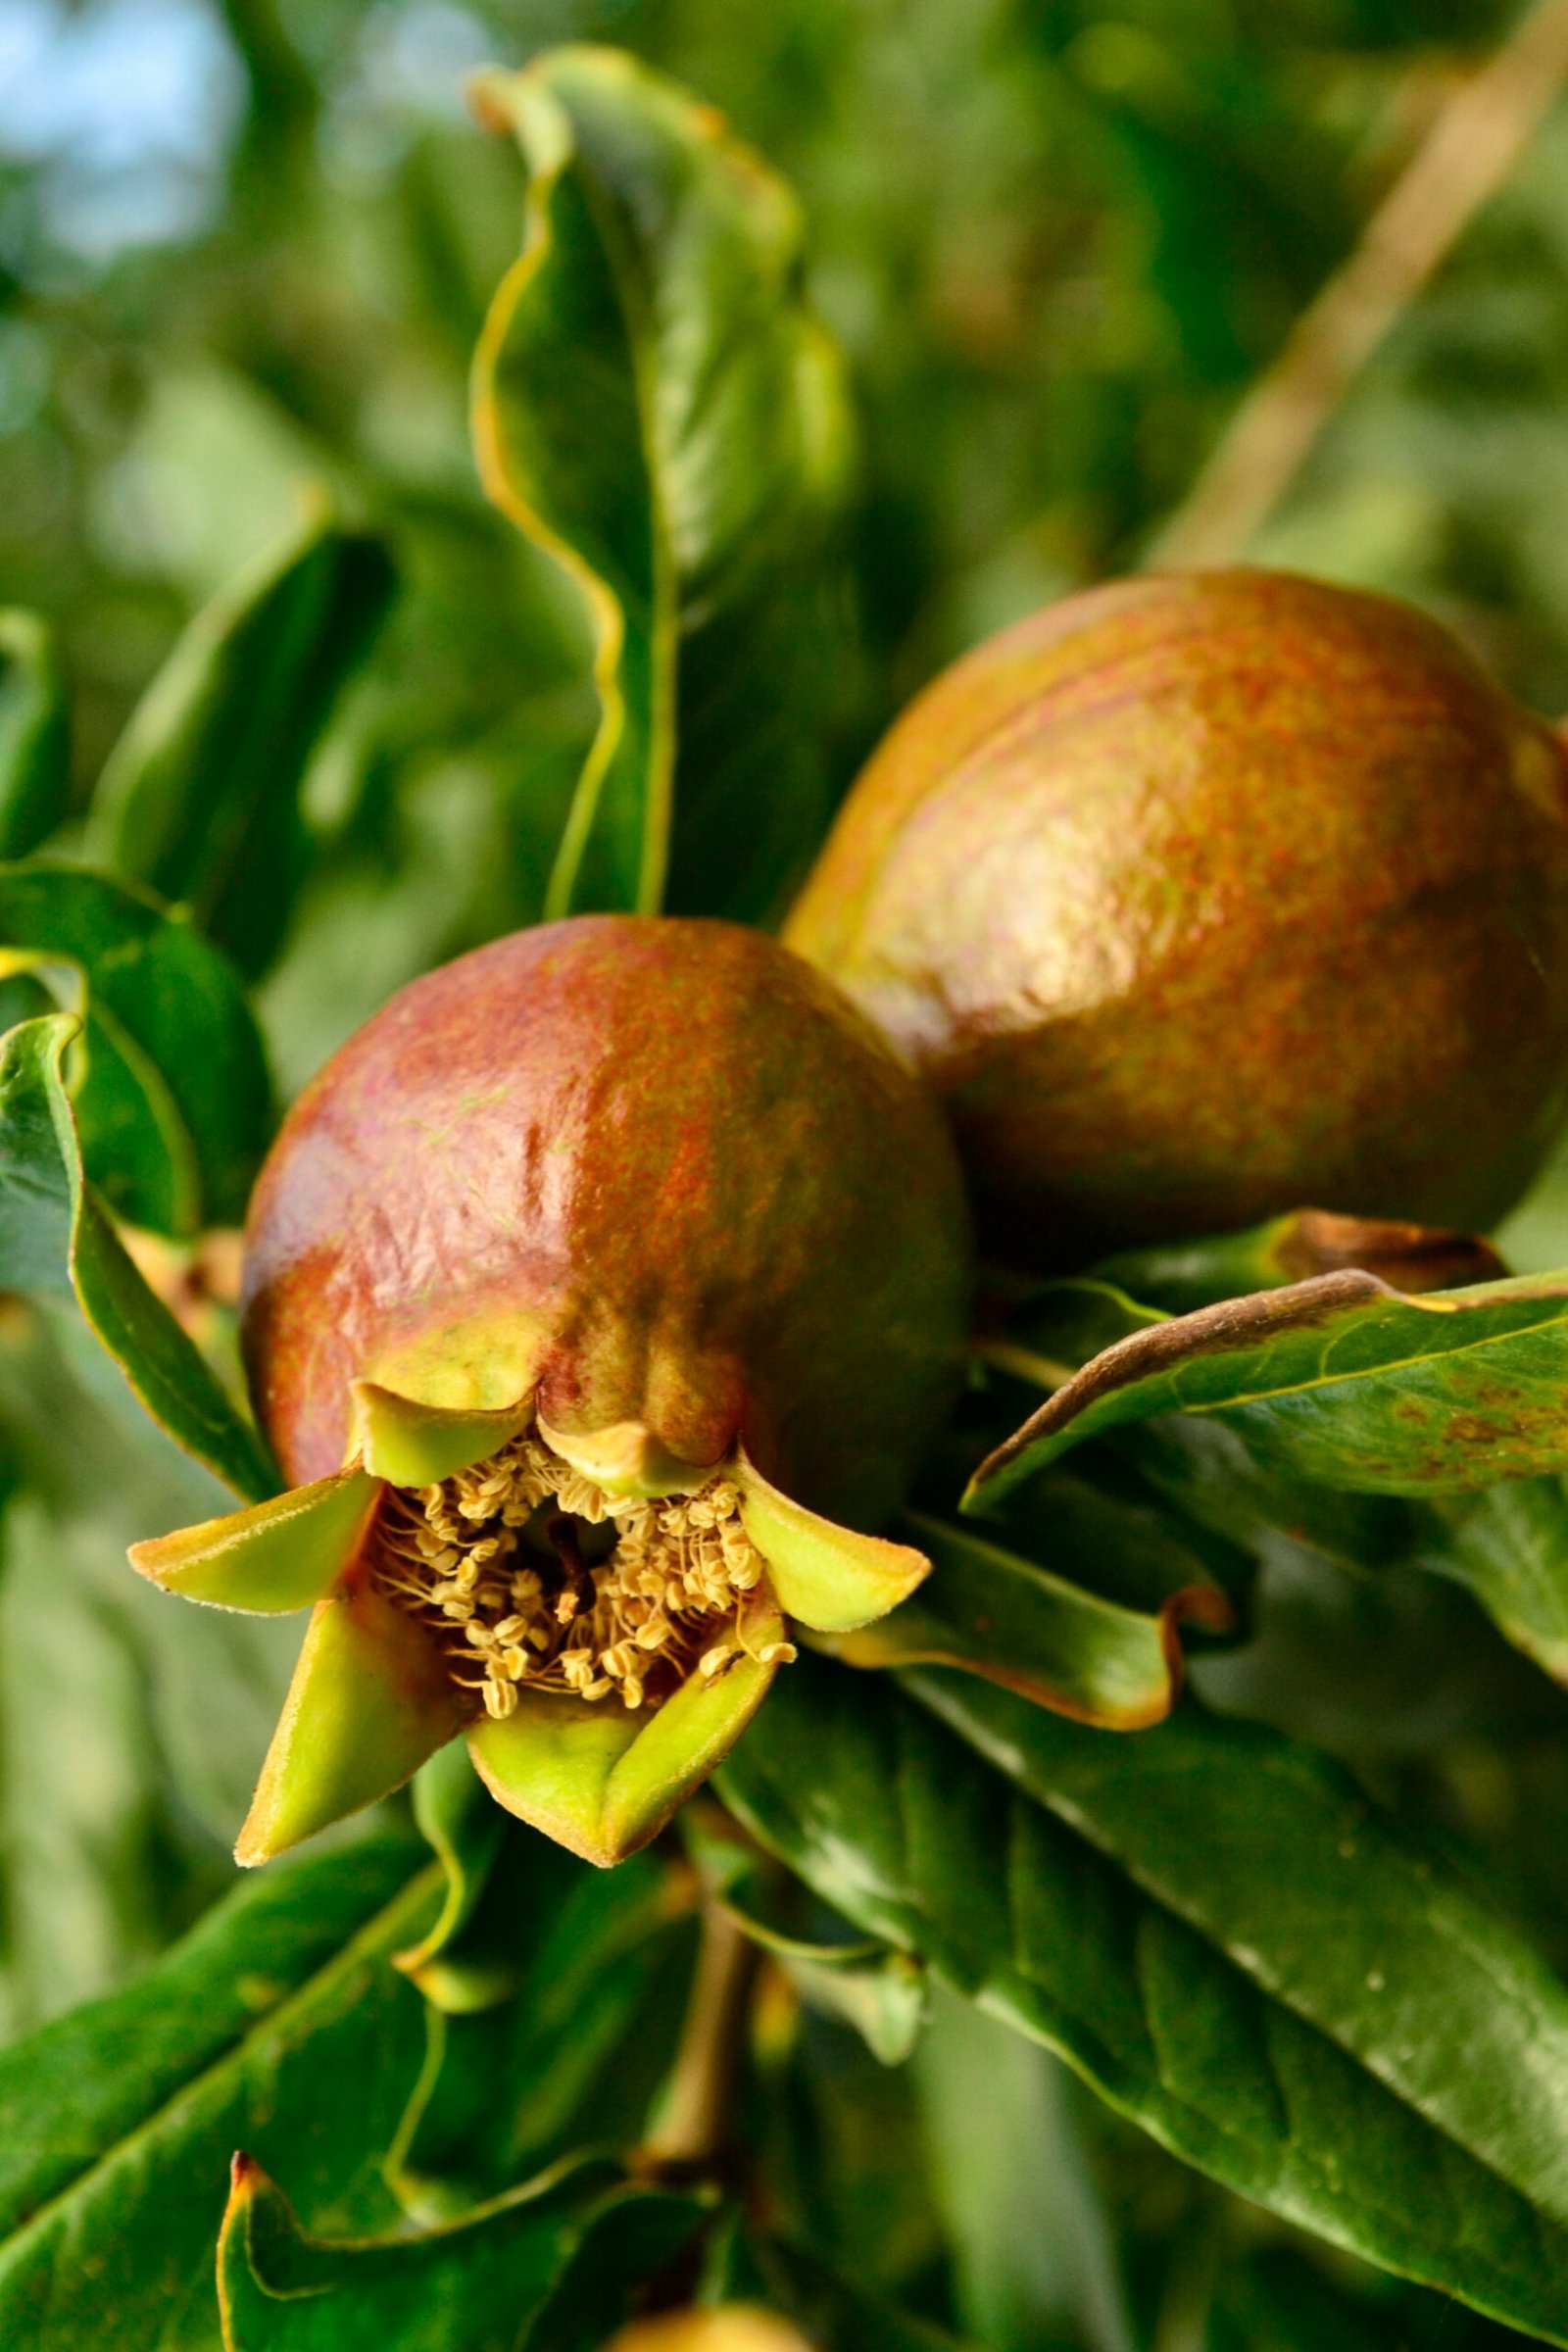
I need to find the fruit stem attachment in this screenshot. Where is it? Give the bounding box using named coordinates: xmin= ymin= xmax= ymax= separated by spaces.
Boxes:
xmin=641 ymin=1893 xmax=759 ymax=2180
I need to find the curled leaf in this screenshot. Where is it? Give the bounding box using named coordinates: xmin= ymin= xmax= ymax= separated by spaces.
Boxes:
xmin=219 ymin=2150 xmax=703 ymax=2352
xmin=970 ymin=1264 xmax=1568 ymax=1508
xmin=0 ymin=862 xmax=272 ymax=1234
xmin=473 ymin=44 xmax=855 ymax=922
xmin=0 ymin=1014 xmax=276 ymax=1500
xmin=1093 ymin=1208 xmax=1505 ymax=1315
xmin=820 ymin=1509 xmax=1230 ymax=1730
xmin=89 ymin=501 xmax=395 ymax=979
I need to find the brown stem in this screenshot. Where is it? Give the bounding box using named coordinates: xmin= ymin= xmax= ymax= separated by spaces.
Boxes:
xmin=640 ymin=1895 xmax=759 ymax=2180
xmin=1154 ymin=0 xmax=1568 ymax=569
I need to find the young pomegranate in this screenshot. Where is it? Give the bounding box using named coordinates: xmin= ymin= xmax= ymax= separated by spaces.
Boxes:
xmin=786 ymin=568 xmax=1568 ymax=1266
xmin=130 ymin=917 xmax=971 ymax=1866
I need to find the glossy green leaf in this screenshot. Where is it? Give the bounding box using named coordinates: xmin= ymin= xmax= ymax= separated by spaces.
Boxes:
xmin=388 ymin=1843 xmax=695 ymax=2218
xmin=819 ymin=1508 xmax=1231 ymax=1730
xmin=89 ymin=504 xmax=395 ymax=979
xmin=971 ymin=1264 xmax=1568 ymax=1509
xmin=0 ymin=612 xmax=69 ymax=858
xmin=0 ymin=1016 xmax=276 ymax=1500
xmin=719 ymin=1655 xmax=1568 ymax=2341
xmin=0 ymin=862 xmax=272 ymax=1234
xmin=397 ymin=1741 xmax=512 ymax=2012
xmin=1417 ymin=1477 xmax=1568 ymax=1686
xmin=981 ymin=1280 xmax=1420 ymax=1574
xmin=1092 ymin=1210 xmax=1504 ymax=1316
xmin=985 ymin=1279 xmax=1568 ymax=1690
xmin=473 ymin=44 xmax=854 ymax=922
xmin=0 ymin=1830 xmax=436 ymax=2350
xmin=218 ymin=2152 xmax=703 ymax=2352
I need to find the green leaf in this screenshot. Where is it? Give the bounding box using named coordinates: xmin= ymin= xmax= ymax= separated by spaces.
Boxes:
xmin=719 ymin=1655 xmax=1568 ymax=2342
xmin=981 ymin=1280 xmax=1421 ymax=1575
xmin=217 ymin=2153 xmax=704 ymax=2352
xmin=0 ymin=1016 xmax=277 ymax=1500
xmin=473 ymin=44 xmax=854 ymax=922
xmin=0 ymin=1830 xmax=437 ymax=2351
xmin=0 ymin=612 xmax=70 ymax=858
xmin=397 ymin=1742 xmax=512 ymax=2012
xmin=817 ymin=1506 xmax=1232 ymax=1730
xmin=0 ymin=862 xmax=273 ymax=1234
xmin=1417 ymin=1476 xmax=1568 ymax=1686
xmin=983 ymin=1281 xmax=1568 ymax=1690
xmin=387 ymin=1838 xmax=695 ymax=2217
xmin=915 ymin=1985 xmax=1134 ymax=2352
xmin=88 ymin=504 xmax=395 ymax=980
xmin=970 ymin=1264 xmax=1568 ymax=1509
xmin=0 ymin=1301 xmax=297 ymax=2034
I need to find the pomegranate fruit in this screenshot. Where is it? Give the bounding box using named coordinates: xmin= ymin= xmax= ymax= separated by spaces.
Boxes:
xmin=131 ymin=916 xmax=971 ymax=1865
xmin=786 ymin=568 xmax=1568 ymax=1266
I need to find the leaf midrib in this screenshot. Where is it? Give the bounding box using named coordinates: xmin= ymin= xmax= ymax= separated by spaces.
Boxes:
xmin=907 ymin=1679 xmax=1568 ymax=2225
xmin=1137 ymin=1298 xmax=1568 ymax=1422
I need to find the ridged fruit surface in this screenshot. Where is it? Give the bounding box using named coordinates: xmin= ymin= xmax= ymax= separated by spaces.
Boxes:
xmin=241 ymin=914 xmax=971 ymax=1525
xmin=786 ymin=567 xmax=1568 ymax=1264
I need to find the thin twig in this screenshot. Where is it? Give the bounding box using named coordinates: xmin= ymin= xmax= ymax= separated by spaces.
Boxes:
xmin=640 ymin=1896 xmax=759 ymax=2179
xmin=1154 ymin=0 xmax=1568 ymax=569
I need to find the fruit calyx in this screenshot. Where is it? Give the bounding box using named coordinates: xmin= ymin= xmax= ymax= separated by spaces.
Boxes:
xmin=130 ymin=1389 xmax=927 ymax=1870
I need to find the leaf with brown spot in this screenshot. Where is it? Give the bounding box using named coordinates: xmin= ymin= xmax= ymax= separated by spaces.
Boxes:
xmin=969 ymin=1264 xmax=1568 ymax=1509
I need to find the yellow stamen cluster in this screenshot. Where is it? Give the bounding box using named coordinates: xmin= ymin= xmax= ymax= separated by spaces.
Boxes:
xmin=373 ymin=1431 xmax=796 ymax=1721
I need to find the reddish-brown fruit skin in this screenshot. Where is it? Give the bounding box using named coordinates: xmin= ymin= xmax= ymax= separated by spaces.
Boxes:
xmin=241 ymin=916 xmax=971 ymax=1527
xmin=785 ymin=568 xmax=1568 ymax=1265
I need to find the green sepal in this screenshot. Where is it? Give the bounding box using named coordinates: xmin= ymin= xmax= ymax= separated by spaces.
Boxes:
xmin=237 ymin=1572 xmax=466 ymax=1866
xmin=467 ymin=1594 xmax=783 ymax=1866
xmin=736 ymin=1450 xmax=929 ymax=1632
xmin=352 ymin=1381 xmax=532 ymax=1487
xmin=129 ymin=1470 xmax=379 ymax=1612
xmin=537 ymin=1412 xmax=710 ymax=1500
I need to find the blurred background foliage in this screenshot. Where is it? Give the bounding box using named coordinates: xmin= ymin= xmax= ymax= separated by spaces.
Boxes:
xmin=8 ymin=0 xmax=1568 ymax=1093
xmin=11 ymin=5 xmax=1568 ymax=2342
